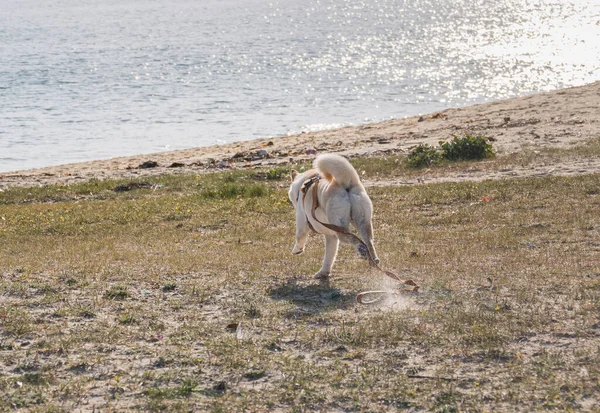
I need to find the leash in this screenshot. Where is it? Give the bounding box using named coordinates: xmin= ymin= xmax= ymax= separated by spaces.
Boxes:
xmin=301 ymin=176 xmax=420 ymax=305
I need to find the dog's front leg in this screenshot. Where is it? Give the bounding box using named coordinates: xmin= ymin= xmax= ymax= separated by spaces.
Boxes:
xmin=292 ymin=206 xmax=310 ymax=255
xmin=314 ymin=234 xmax=339 ymax=279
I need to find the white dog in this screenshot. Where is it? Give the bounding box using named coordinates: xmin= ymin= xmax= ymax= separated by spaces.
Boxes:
xmin=288 ymin=154 xmax=379 ymax=278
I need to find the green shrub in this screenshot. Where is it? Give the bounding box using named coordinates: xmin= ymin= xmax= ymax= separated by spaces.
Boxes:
xmin=407 ymin=144 xmax=442 ymax=168
xmin=440 ymin=135 xmax=495 ymax=161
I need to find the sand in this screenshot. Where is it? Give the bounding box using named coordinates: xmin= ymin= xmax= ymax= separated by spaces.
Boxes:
xmin=1 ymin=81 xmax=599 ymax=190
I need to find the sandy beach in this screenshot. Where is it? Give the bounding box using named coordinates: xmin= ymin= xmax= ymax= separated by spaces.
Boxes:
xmin=1 ymin=81 xmax=599 ymax=190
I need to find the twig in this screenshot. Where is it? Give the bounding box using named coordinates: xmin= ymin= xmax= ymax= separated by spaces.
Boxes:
xmin=407 ymin=374 xmax=456 ymax=381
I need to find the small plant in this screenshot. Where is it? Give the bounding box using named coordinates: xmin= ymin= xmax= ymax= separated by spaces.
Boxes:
xmin=266 ymin=168 xmax=285 ymax=180
xmin=76 ymin=306 xmax=96 ymax=319
xmin=162 ymin=282 xmax=177 ymax=292
xmin=244 ymin=369 xmax=266 ymax=381
xmin=19 ymin=372 xmax=50 ymax=386
xmin=434 ymin=391 xmax=459 ymax=413
xmin=440 ymin=135 xmax=495 ymax=161
xmin=407 ymin=144 xmax=442 ymax=168
xmin=104 ymin=285 xmax=129 ymax=300
xmin=244 ymin=303 xmax=261 ymax=319
xmin=144 ymin=379 xmax=198 ymax=399
xmin=64 ymin=277 xmax=78 ymax=286
xmin=118 ymin=312 xmax=137 ymax=325
xmin=0 ymin=308 xmax=34 ymax=338
xmin=176 ymin=379 xmax=198 ymax=396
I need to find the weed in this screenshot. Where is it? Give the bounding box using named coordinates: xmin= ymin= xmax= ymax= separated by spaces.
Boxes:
xmin=144 ymin=379 xmax=198 ymax=399
xmin=118 ymin=312 xmax=137 ymax=325
xmin=244 ymin=370 xmax=267 ymax=381
xmin=266 ymin=168 xmax=285 ymax=180
xmin=75 ymin=305 xmax=96 ymax=319
xmin=64 ymin=277 xmax=78 ymax=286
xmin=434 ymin=391 xmax=459 ymax=413
xmin=0 ymin=308 xmax=34 ymax=338
xmin=245 ymin=306 xmax=261 ymax=319
xmin=104 ymin=285 xmax=129 ymax=300
xmin=162 ymin=282 xmax=177 ymax=292
xmin=19 ymin=372 xmax=50 ymax=386
xmin=440 ymin=134 xmax=495 ymax=161
xmin=407 ymin=144 xmax=442 ymax=168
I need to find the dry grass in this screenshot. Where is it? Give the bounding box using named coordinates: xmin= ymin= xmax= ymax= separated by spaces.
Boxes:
xmin=1 ymin=149 xmax=599 ymax=412
xmin=353 ymin=135 xmax=600 ymax=183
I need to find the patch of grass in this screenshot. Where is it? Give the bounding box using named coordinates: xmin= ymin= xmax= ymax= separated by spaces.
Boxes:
xmin=104 ymin=285 xmax=129 ymax=300
xmin=144 ymin=379 xmax=198 ymax=399
xmin=162 ymin=282 xmax=177 ymax=292
xmin=266 ymin=168 xmax=286 ymax=180
xmin=0 ymin=308 xmax=34 ymax=338
xmin=0 ymin=384 xmax=46 ymax=410
xmin=434 ymin=391 xmax=459 ymax=413
xmin=19 ymin=372 xmax=51 ymax=386
xmin=0 ymin=157 xmax=599 ymax=411
xmin=74 ymin=305 xmax=96 ymax=319
xmin=63 ymin=277 xmax=78 ymax=287
xmin=200 ymin=182 xmax=270 ymax=199
xmin=118 ymin=312 xmax=138 ymax=325
xmin=244 ymin=369 xmax=267 ymax=381
xmin=253 ymin=167 xmax=288 ymax=181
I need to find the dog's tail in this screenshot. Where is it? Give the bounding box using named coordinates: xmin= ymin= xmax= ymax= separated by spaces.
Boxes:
xmin=314 ymin=154 xmax=362 ymax=189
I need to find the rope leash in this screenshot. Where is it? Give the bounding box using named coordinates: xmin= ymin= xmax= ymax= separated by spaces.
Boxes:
xmin=301 ymin=177 xmax=420 ymax=305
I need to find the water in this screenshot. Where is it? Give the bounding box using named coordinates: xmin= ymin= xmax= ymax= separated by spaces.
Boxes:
xmin=1 ymin=0 xmax=598 ymax=173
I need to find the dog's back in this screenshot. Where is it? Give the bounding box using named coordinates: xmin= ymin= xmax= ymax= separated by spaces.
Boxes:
xmin=314 ymin=154 xmax=362 ymax=190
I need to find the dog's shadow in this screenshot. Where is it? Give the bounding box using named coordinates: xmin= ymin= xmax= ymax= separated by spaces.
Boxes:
xmin=269 ymin=277 xmax=355 ymax=314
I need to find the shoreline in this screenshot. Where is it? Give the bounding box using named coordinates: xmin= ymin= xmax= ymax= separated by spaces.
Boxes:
xmin=1 ymin=81 xmax=599 ymax=189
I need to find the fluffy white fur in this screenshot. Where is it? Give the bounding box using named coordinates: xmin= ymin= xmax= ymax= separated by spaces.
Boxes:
xmin=288 ymin=153 xmax=379 ymax=278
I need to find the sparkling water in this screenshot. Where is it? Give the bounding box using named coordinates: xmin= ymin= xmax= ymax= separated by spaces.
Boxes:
xmin=1 ymin=0 xmax=598 ymax=172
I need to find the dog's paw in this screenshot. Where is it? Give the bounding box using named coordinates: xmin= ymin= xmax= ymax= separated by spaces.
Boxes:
xmin=314 ymin=270 xmax=330 ymax=279
xmin=357 ymin=244 xmax=369 ymax=260
xmin=292 ymin=245 xmax=305 ymax=255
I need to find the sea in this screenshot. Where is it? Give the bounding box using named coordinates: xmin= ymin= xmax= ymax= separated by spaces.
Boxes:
xmin=1 ymin=0 xmax=598 ymax=173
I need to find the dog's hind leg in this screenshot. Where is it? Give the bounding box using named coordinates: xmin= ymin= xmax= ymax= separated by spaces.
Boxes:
xmin=355 ymin=218 xmax=379 ymax=264
xmin=328 ymin=218 xmax=366 ymax=254
xmin=315 ymin=234 xmax=339 ymax=279
xmin=349 ymin=191 xmax=379 ymax=264
xmin=325 ymin=200 xmax=366 ymax=254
